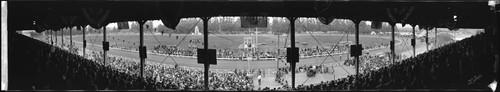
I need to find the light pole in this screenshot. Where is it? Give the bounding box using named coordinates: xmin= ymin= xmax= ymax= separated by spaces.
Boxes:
xmin=275 ymin=33 xmax=281 ymax=70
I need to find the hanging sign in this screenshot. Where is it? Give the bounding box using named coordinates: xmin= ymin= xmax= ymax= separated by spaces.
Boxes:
xmin=386 ymin=6 xmax=415 ymax=24
xmin=82 ymin=8 xmax=110 ymax=29
xmin=317 ymin=16 xmax=335 ymax=25
xmin=61 ymin=16 xmax=77 ymax=26
xmin=241 ymin=16 xmax=268 ymax=28
xmin=117 ymin=22 xmax=130 ymax=29
xmin=371 ymin=21 xmax=382 ymax=29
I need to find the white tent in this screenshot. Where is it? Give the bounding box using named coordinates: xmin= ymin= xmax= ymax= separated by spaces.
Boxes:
xmin=370 ymin=31 xmax=377 ymax=35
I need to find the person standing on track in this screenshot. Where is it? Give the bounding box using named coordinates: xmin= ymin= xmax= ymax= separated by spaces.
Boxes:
xmin=257 ymin=74 xmax=262 ymax=86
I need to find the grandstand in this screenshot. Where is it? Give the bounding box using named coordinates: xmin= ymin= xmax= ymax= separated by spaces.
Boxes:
xmin=2 ymin=0 xmax=499 ymax=91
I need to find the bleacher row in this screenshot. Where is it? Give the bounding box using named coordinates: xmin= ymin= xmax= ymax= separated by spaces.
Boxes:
xmin=294 ymin=33 xmax=496 ymax=90
xmin=9 ymin=33 xmax=175 ymax=90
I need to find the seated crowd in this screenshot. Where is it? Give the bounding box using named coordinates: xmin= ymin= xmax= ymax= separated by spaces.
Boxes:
xmin=150 ymin=43 xmax=386 ymax=61
xmin=291 ymin=33 xmax=496 ymax=90
xmin=343 ymin=53 xmax=402 ymax=74
xmin=11 ymin=33 xmax=255 ymax=90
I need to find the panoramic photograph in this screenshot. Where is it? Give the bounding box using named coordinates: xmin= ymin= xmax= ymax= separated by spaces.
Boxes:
xmin=1 ymin=0 xmax=499 ymax=91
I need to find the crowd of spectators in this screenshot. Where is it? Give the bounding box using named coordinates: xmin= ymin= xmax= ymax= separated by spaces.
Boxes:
xmin=274 ymin=63 xmax=340 ymax=87
xmin=13 ymin=30 xmax=495 ymax=91
xmin=291 ymin=33 xmax=496 ymax=90
xmin=13 ymin=33 xmax=256 ymax=90
xmin=150 ymin=43 xmax=387 ymax=61
xmin=152 ymin=45 xmax=196 ymax=56
xmin=343 ymin=53 xmax=403 ymax=74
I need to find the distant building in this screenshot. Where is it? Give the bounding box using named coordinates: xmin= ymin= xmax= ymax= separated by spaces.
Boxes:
xmin=192 ymin=26 xmax=202 ymax=35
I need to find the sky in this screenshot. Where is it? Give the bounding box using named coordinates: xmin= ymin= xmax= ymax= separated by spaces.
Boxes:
xmin=105 ymin=20 xmax=163 ymax=29
xmin=106 ymin=17 xmax=413 ymax=30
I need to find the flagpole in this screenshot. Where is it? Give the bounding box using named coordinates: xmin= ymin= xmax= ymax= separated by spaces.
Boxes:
xmin=255 ymin=27 xmax=258 ymax=60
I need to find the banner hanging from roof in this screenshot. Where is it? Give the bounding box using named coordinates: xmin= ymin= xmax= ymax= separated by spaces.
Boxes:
xmin=117 ymin=22 xmax=129 ymax=29
xmin=161 ymin=17 xmax=181 ymax=30
xmin=158 ymin=3 xmax=182 ymax=30
xmin=386 ymin=6 xmax=414 ymax=24
xmin=317 ymin=16 xmax=335 ymax=25
xmin=61 ymin=16 xmax=77 ymax=26
xmin=81 ymin=8 xmax=111 ymax=29
xmin=371 ymin=21 xmax=382 ymax=29
xmin=241 ymin=16 xmax=268 ymax=28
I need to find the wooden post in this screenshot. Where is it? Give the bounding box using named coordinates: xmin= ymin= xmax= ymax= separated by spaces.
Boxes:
xmin=83 ymin=26 xmax=86 ymax=57
xmin=426 ymin=29 xmax=429 ymax=51
xmin=353 ymin=20 xmax=361 ymax=88
xmin=62 ymin=28 xmax=64 ymax=46
xmin=434 ymin=28 xmax=438 ymax=49
xmin=390 ymin=23 xmax=396 ymax=64
xmin=412 ymin=25 xmax=416 ymax=57
xmin=51 ymin=30 xmax=53 ymax=45
xmin=138 ymin=20 xmax=146 ymax=79
xmin=287 ymin=17 xmax=297 ymax=89
xmin=70 ymin=27 xmax=72 ymax=48
xmin=55 ymin=30 xmax=57 ymax=45
xmin=103 ymin=25 xmax=107 ymax=66
xmin=201 ymin=17 xmax=211 ymax=90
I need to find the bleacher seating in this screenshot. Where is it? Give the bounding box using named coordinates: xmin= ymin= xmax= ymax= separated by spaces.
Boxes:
xmin=293 ymin=33 xmax=496 ymax=91
xmin=9 ymin=33 xmax=165 ymax=90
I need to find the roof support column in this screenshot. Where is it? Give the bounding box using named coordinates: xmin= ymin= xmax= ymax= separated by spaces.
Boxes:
xmin=495 ymin=3 xmax=499 ymax=91
xmin=434 ymin=28 xmax=438 ymax=49
xmin=103 ymin=25 xmax=107 ymax=66
xmin=62 ymin=29 xmax=64 ymax=46
xmin=51 ymin=30 xmax=53 ymax=45
xmin=70 ymin=27 xmax=72 ymax=49
xmin=287 ymin=17 xmax=298 ymax=89
xmin=390 ymin=23 xmax=396 ymax=64
xmin=352 ymin=19 xmax=361 ymax=89
xmin=55 ymin=30 xmax=58 ymax=45
xmin=138 ymin=20 xmax=146 ymax=80
xmin=83 ymin=26 xmax=86 ymax=58
xmin=201 ymin=17 xmax=211 ymax=90
xmin=426 ymin=29 xmax=429 ymax=51
xmin=411 ymin=24 xmax=416 ymax=57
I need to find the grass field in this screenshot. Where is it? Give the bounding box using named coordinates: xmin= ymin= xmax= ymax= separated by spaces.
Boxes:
xmin=73 ymin=33 xmax=393 ymax=51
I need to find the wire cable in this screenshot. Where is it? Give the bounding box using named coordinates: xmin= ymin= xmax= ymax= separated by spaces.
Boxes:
xmin=148 ymin=28 xmax=179 ymax=65
xmin=158 ymin=19 xmax=202 ymax=65
xmin=297 ymin=20 xmax=353 ymax=85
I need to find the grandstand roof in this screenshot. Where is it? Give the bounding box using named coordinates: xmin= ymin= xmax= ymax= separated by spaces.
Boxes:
xmin=7 ymin=0 xmax=493 ymax=31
